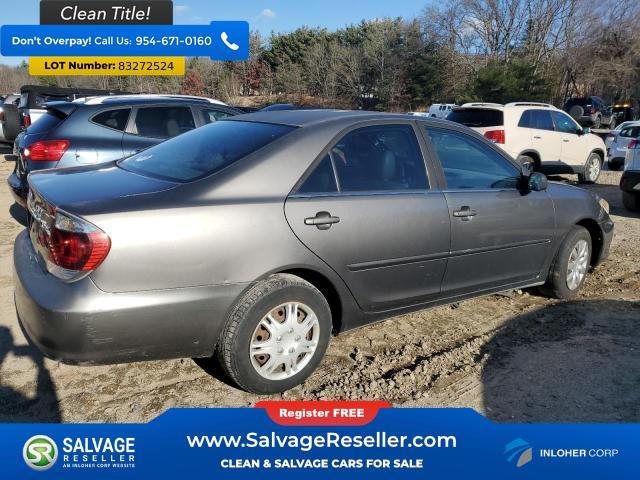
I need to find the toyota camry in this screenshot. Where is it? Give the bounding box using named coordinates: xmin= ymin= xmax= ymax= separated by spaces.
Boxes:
xmin=13 ymin=110 xmax=614 ymax=393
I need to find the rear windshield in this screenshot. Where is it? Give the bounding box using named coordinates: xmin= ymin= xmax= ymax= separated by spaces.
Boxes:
xmin=119 ymin=120 xmax=295 ymax=182
xmin=447 ymin=109 xmax=504 ymax=128
xmin=26 ymin=111 xmax=66 ymax=134
xmin=619 ymin=126 xmax=640 ymax=138
xmin=19 ymin=92 xmax=70 ymax=109
xmin=565 ymin=98 xmax=590 ymax=108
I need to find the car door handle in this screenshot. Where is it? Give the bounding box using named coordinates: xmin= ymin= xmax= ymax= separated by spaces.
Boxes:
xmin=533 ymin=135 xmax=542 ymax=139
xmin=453 ymin=206 xmax=477 ymax=220
xmin=563 ymin=139 xmax=570 ymax=143
xmin=304 ymin=211 xmax=340 ymax=230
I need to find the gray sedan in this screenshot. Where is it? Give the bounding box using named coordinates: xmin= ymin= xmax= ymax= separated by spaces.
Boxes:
xmin=14 ymin=110 xmax=614 ymax=393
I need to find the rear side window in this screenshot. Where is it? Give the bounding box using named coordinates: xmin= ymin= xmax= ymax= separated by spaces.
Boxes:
xmin=119 ymin=120 xmax=295 ymax=182
xmin=92 ymin=108 xmax=130 ymax=131
xmin=425 ymin=128 xmax=520 ymax=190
xmin=134 ymin=106 xmax=195 ymax=139
xmin=202 ymin=109 xmax=235 ymax=124
xmin=447 ymin=109 xmax=503 ymax=128
xmin=518 ymin=110 xmax=555 ymax=131
xmin=297 ymin=155 xmax=338 ymax=194
xmin=330 ymin=124 xmax=428 ymax=192
xmin=26 ymin=111 xmax=65 ymax=134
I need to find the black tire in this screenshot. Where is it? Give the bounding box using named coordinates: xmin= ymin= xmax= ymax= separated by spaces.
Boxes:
xmin=517 ymin=154 xmax=536 ymax=173
xmin=539 ymin=225 xmax=592 ymax=300
xmin=622 ymin=191 xmax=640 ymax=212
xmin=1 ymin=104 xmax=21 ymax=142
xmin=577 ymin=152 xmax=602 ymax=184
xmin=216 ymin=274 xmax=331 ymax=394
xmin=608 ymin=161 xmax=622 ymax=171
xmin=593 ymin=115 xmax=602 ymax=129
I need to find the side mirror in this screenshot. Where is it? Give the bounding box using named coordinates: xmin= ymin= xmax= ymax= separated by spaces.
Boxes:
xmin=580 ymin=127 xmax=590 ymax=135
xmin=528 ymin=172 xmax=548 ymax=192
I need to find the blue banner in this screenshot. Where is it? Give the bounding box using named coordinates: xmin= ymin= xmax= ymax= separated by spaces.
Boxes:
xmin=0 ymin=406 xmax=637 ymax=478
xmin=0 ymin=23 xmax=249 ymax=60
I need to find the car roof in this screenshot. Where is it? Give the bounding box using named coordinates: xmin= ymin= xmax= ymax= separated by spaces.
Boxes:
xmin=75 ymin=94 xmax=227 ymax=106
xmin=229 ymin=109 xmax=448 ymax=127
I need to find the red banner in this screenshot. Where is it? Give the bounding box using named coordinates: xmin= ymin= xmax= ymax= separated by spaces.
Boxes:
xmin=255 ymin=400 xmax=391 ymax=426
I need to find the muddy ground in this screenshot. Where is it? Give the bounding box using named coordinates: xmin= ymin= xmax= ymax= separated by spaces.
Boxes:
xmin=0 ymin=145 xmax=638 ymax=423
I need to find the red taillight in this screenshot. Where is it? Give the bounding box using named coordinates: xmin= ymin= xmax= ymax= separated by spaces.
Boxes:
xmin=0 ymin=111 xmax=4 ymax=121
xmin=28 ymin=191 xmax=111 ymax=280
xmin=25 ymin=140 xmax=70 ymax=162
xmin=629 ymin=139 xmax=640 ymax=149
xmin=47 ymin=229 xmax=111 ymax=271
xmin=23 ymin=113 xmax=31 ymax=127
xmin=484 ymin=129 xmax=505 ymax=144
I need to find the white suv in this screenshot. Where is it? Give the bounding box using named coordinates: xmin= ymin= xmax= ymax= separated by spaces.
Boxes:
xmin=447 ymin=102 xmax=606 ymax=183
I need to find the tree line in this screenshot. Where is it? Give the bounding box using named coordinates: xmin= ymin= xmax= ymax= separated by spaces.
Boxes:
xmin=1 ymin=0 xmax=639 ymax=111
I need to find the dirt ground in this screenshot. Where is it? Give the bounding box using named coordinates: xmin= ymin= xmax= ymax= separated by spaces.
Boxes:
xmin=0 ymin=145 xmax=638 ymax=424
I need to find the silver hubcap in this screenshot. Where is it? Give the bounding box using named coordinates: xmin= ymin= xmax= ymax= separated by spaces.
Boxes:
xmin=250 ymin=302 xmax=320 ymax=380
xmin=566 ymin=239 xmax=589 ymax=290
xmin=588 ymin=157 xmax=600 ymax=181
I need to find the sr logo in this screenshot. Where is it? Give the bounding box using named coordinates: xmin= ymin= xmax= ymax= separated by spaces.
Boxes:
xmin=23 ymin=435 xmax=58 ymax=470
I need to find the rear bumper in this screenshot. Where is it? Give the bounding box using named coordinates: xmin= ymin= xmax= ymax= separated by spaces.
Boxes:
xmin=7 ymin=172 xmax=27 ymax=208
xmin=620 ymin=171 xmax=640 ymax=193
xmin=13 ymin=230 xmax=247 ymax=365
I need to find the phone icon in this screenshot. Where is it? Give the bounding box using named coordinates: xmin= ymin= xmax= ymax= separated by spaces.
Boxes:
xmin=220 ymin=32 xmax=240 ymax=51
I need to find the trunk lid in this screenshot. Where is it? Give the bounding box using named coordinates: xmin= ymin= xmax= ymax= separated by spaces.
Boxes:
xmin=27 ymin=162 xmax=179 ymax=213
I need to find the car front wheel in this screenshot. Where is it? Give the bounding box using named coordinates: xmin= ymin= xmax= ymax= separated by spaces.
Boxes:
xmin=540 ymin=225 xmax=592 ymax=299
xmin=217 ymin=274 xmax=332 ymax=394
xmin=578 ymin=153 xmax=602 ymax=184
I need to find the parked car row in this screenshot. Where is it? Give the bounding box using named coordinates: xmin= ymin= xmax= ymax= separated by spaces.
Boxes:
xmin=446 ymin=102 xmax=606 ymax=184
xmin=8 ymin=94 xmax=242 ymax=207
xmin=0 ymin=85 xmax=129 ymax=145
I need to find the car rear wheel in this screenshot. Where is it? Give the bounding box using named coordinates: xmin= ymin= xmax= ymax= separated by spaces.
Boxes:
xmin=539 ymin=225 xmax=592 ymax=299
xmin=578 ymin=153 xmax=602 ymax=184
xmin=622 ymin=191 xmax=640 ymax=212
xmin=216 ymin=274 xmax=331 ymax=394
xmin=593 ymin=115 xmax=602 ymax=129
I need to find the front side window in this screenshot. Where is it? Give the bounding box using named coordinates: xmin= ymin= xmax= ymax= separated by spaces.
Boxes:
xmin=92 ymin=108 xmax=130 ymax=131
xmin=330 ymin=124 xmax=428 ymax=192
xmin=552 ymin=111 xmax=580 ymax=134
xmin=134 ymin=106 xmax=195 ymax=139
xmin=119 ymin=120 xmax=295 ymax=182
xmin=425 ymin=128 xmax=521 ymax=190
